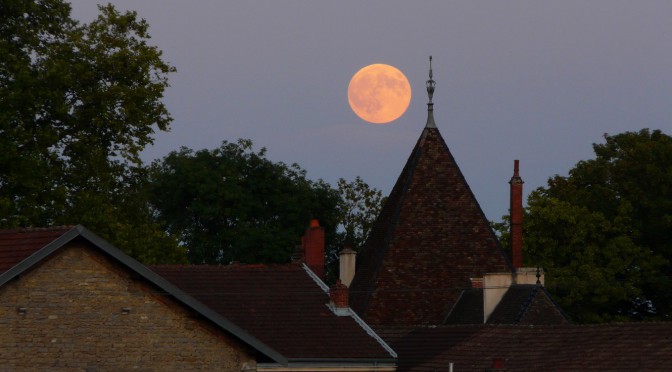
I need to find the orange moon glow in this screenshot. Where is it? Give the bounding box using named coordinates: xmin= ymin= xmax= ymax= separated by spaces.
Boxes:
xmin=348 ymin=64 xmax=412 ymax=124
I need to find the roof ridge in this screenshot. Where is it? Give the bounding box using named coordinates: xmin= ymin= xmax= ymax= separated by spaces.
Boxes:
xmin=513 ymin=285 xmax=541 ymax=324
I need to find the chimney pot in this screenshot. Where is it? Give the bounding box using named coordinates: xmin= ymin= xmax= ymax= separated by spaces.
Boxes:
xmin=339 ymin=246 xmax=356 ymax=287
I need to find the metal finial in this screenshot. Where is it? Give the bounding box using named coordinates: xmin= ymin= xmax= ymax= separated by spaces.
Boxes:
xmin=425 ymin=56 xmax=437 ymax=128
xmin=429 ymin=56 xmax=433 ymax=79
xmin=426 ymin=56 xmax=435 ymax=103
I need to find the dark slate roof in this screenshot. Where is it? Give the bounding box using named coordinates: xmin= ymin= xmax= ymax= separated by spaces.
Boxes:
xmin=380 ymin=323 xmax=672 ymax=371
xmin=487 ymin=284 xmax=568 ymax=325
xmin=0 ymin=226 xmax=73 ymax=272
xmin=349 ymin=126 xmax=512 ymax=326
xmin=0 ymin=226 xmax=286 ymax=364
xmin=443 ymin=289 xmax=484 ymax=324
xmin=150 ymin=264 xmax=395 ymax=362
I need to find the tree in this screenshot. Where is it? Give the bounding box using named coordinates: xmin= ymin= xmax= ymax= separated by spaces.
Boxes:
xmin=148 ymin=139 xmax=341 ymax=264
xmin=1 ymin=1 xmax=184 ymax=263
xmin=335 ymin=176 xmax=386 ymax=250
xmin=324 ymin=177 xmax=386 ymax=281
xmin=521 ymin=129 xmax=672 ymax=322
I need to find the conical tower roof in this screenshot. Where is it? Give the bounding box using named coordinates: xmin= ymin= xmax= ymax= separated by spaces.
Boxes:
xmin=349 ymin=58 xmax=512 ymax=326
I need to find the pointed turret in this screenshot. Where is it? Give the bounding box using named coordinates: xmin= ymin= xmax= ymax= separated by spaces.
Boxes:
xmin=349 ymin=58 xmax=512 ymax=326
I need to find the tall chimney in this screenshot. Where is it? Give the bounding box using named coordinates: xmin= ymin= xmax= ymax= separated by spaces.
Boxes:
xmin=509 ymin=160 xmax=524 ymax=269
xmin=339 ymin=245 xmax=356 ymax=287
xmin=303 ymin=219 xmax=325 ymax=279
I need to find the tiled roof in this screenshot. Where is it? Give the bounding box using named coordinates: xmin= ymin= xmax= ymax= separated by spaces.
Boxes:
xmin=0 ymin=226 xmax=74 ymax=273
xmin=487 ymin=284 xmax=568 ymax=325
xmin=350 ymin=126 xmax=511 ymax=326
xmin=444 ymin=289 xmax=484 ymax=324
xmin=381 ymin=323 xmax=672 ymax=371
xmin=150 ymin=264 xmax=395 ymax=361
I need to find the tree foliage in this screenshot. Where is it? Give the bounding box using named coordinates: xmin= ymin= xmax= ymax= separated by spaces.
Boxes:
xmin=149 ymin=139 xmax=342 ymax=264
xmin=335 ymin=176 xmax=386 ymax=250
xmin=323 ymin=177 xmax=385 ymax=281
xmin=0 ymin=1 xmax=184 ymax=263
xmin=521 ymin=129 xmax=672 ymax=322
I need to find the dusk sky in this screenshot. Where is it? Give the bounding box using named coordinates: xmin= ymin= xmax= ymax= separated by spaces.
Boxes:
xmin=68 ymin=1 xmax=672 ymax=221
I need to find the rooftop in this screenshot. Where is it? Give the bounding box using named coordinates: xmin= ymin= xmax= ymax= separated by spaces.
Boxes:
xmin=151 ymin=263 xmax=395 ymax=361
xmin=349 ymin=124 xmax=511 ymax=326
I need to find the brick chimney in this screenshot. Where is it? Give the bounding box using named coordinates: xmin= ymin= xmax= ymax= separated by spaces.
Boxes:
xmin=302 ymin=219 xmax=325 ymax=279
xmin=329 ymin=279 xmax=349 ymax=316
xmin=339 ymin=245 xmax=356 ymax=287
xmin=509 ymin=160 xmax=524 ymax=269
xmin=330 ymin=280 xmax=349 ymax=308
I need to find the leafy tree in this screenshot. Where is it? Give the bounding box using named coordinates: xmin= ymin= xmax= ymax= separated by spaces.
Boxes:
xmin=324 ymin=177 xmax=386 ymax=281
xmin=335 ymin=176 xmax=386 ymax=250
xmin=148 ymin=139 xmax=341 ymax=264
xmin=519 ymin=129 xmax=672 ymax=322
xmin=0 ymin=1 xmax=184 ymax=263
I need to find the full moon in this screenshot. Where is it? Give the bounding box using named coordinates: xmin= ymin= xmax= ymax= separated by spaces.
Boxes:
xmin=348 ymin=64 xmax=412 ymax=124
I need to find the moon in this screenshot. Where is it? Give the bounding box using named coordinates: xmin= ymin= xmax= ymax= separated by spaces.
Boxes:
xmin=348 ymin=64 xmax=412 ymax=124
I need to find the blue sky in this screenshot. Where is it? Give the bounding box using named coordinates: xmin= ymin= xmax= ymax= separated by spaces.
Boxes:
xmin=69 ymin=1 xmax=672 ymax=221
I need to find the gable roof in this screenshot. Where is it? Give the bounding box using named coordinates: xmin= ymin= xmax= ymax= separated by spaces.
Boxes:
xmin=380 ymin=323 xmax=672 ymax=371
xmin=487 ymin=284 xmax=568 ymax=325
xmin=349 ymin=124 xmax=512 ymax=326
xmin=150 ymin=263 xmax=396 ymax=364
xmin=444 ymin=285 xmax=569 ymax=325
xmin=0 ymin=225 xmax=285 ymax=364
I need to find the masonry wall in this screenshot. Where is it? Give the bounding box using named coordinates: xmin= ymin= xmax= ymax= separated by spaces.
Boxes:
xmin=0 ymin=242 xmax=256 ymax=371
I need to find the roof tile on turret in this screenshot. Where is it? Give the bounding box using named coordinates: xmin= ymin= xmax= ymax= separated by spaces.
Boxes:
xmin=349 ymin=58 xmax=512 ymax=326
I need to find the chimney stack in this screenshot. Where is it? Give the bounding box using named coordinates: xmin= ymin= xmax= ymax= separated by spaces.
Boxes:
xmin=303 ymin=219 xmax=325 ymax=279
xmin=329 ymin=279 xmax=349 ymax=309
xmin=509 ymin=160 xmax=524 ymax=269
xmin=339 ymin=246 xmax=356 ymax=287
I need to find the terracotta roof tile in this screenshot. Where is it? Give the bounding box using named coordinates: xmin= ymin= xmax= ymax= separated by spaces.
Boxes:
xmin=0 ymin=226 xmax=74 ymax=273
xmin=151 ymin=264 xmax=393 ymax=361
xmin=350 ymin=127 xmax=511 ymax=326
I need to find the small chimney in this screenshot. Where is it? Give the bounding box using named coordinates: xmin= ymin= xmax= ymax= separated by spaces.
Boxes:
xmin=470 ymin=278 xmax=484 ymax=289
xmin=339 ymin=246 xmax=356 ymax=287
xmin=509 ymin=160 xmax=524 ymax=269
xmin=329 ymin=280 xmax=349 ymax=315
xmin=303 ymin=219 xmax=325 ymax=279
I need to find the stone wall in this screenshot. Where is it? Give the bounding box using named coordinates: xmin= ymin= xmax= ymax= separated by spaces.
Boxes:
xmin=0 ymin=241 xmax=256 ymax=371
